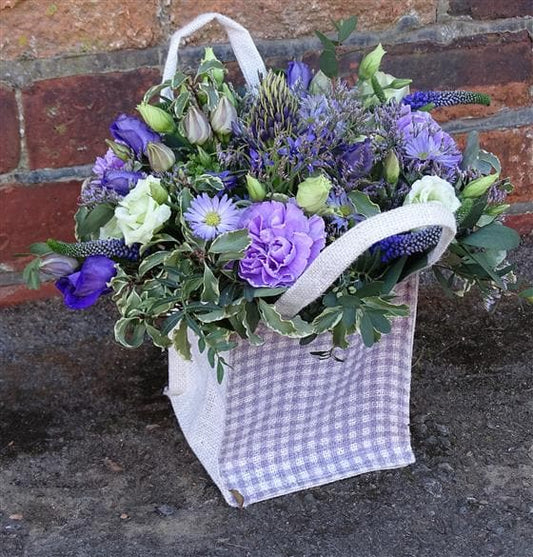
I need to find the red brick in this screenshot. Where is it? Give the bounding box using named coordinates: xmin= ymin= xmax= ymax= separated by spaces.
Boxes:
xmin=504 ymin=213 xmax=533 ymax=236
xmin=454 ymin=127 xmax=533 ymax=204
xmin=0 ymin=0 xmax=161 ymax=60
xmin=0 ymin=84 xmax=20 ymax=173
xmin=448 ymin=0 xmax=533 ymax=19
xmin=0 ymin=282 xmax=59 ymax=307
xmin=23 ymin=69 xmax=160 ymax=169
xmin=381 ymin=31 xmax=532 ymax=90
xmin=0 ymin=181 xmax=81 ymax=268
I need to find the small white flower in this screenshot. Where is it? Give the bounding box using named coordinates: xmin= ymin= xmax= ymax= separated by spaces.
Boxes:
xmin=404 ymin=175 xmax=461 ymax=213
xmin=115 ymin=176 xmax=171 ymax=246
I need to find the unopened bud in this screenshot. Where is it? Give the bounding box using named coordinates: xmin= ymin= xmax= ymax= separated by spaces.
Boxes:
xmin=149 ymin=179 xmax=168 ymax=204
xmin=39 ymin=254 xmax=79 ymax=278
xmin=146 ymin=142 xmax=176 ymax=172
xmin=296 ymin=175 xmax=332 ymax=213
xmin=210 ymin=96 xmax=238 ymax=135
xmin=137 ymin=103 xmax=176 ymax=134
xmin=309 ymin=70 xmax=332 ymax=95
xmin=383 ymin=151 xmax=400 ymax=185
xmin=245 ymin=175 xmax=266 ymax=201
xmin=358 ymin=43 xmax=386 ymax=81
xmin=461 ymin=173 xmax=499 ymax=198
xmin=105 ymin=139 xmax=131 ymax=161
xmin=183 ymin=106 xmax=212 ymax=145
xmin=202 ymin=47 xmax=225 ymax=86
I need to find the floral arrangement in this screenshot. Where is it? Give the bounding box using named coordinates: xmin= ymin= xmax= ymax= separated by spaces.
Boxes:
xmin=24 ymin=18 xmax=529 ymax=380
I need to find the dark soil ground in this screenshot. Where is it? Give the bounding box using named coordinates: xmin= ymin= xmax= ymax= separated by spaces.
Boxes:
xmin=1 ymin=238 xmax=532 ymax=557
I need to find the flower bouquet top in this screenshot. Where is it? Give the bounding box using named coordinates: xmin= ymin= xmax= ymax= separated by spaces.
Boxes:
xmin=24 ymin=15 xmax=529 ymax=380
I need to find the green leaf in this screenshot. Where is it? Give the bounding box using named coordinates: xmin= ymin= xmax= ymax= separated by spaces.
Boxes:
xmin=161 ymin=310 xmax=185 ymax=336
xmin=197 ymin=58 xmax=225 ymax=76
xmin=369 ymin=311 xmax=392 ymax=334
xmin=332 ymin=321 xmax=349 ymax=349
xmin=201 ymin=264 xmax=220 ymax=303
xmin=381 ymin=256 xmax=407 ymax=295
xmin=171 ymin=71 xmax=188 ymax=90
xmin=29 ymin=242 xmax=53 ymax=256
xmin=258 ymin=300 xmax=313 ymax=338
xmin=462 ymin=223 xmax=520 ymax=251
xmin=145 ymin=323 xmax=172 ymax=349
xmin=312 ymin=306 xmax=343 ymax=334
xmin=138 ymin=251 xmax=169 ymax=277
xmin=250 ymin=287 xmax=288 ymax=298
xmin=22 ymin=258 xmax=42 ymax=290
xmin=75 ymin=204 xmax=115 ymax=240
xmin=209 ymin=229 xmax=251 ymax=255
xmin=461 ymin=131 xmax=480 ymax=170
xmin=518 ymin=287 xmax=533 ymax=302
xmin=348 ymin=190 xmax=381 ymax=218
xmin=172 ymin=318 xmax=191 ymax=360
xmin=359 ymin=311 xmax=375 ymax=347
xmin=315 ymin=30 xmax=336 ymax=51
xmin=114 ymin=317 xmax=146 ymax=349
xmin=173 ymin=90 xmax=191 ymax=119
xmin=319 ymin=49 xmax=338 ymax=78
xmin=217 ymin=359 xmax=225 ymax=384
xmin=337 ymin=16 xmax=357 ymax=42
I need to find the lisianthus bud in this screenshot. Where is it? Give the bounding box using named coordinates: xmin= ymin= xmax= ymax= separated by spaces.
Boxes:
xmin=146 ymin=141 xmax=176 ymax=172
xmin=296 ymin=175 xmax=332 ymax=213
xmin=202 ymin=47 xmax=225 ymax=86
xmin=149 ymin=179 xmax=168 ymax=204
xmin=358 ymin=43 xmax=386 ymax=81
xmin=221 ymin=83 xmax=236 ymax=107
xmin=183 ymin=106 xmax=212 ymax=145
xmin=383 ymin=151 xmax=400 ymax=185
xmin=461 ymin=173 xmax=499 ymax=199
xmin=309 ymin=70 xmax=332 ymax=95
xmin=105 ymin=139 xmax=132 ymax=161
xmin=137 ymin=103 xmax=176 ymax=134
xmin=210 ymin=96 xmax=238 ymax=135
xmin=245 ymin=174 xmax=266 ymax=201
xmin=39 ymin=254 xmax=79 ymax=278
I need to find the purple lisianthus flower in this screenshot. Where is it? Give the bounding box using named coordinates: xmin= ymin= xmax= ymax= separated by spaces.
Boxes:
xmin=92 ymin=149 xmax=125 ymax=178
xmin=339 ymin=139 xmax=374 ymax=181
xmin=184 ymin=194 xmax=241 ymax=241
xmin=286 ymin=61 xmax=313 ymax=91
xmin=238 ymin=201 xmax=326 ymax=288
xmin=55 ymin=255 xmax=116 ymax=310
xmin=101 ymin=169 xmax=144 ymax=196
xmin=110 ymin=114 xmax=161 ymax=157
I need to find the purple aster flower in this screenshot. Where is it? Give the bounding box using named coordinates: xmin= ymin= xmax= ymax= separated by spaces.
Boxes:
xmin=238 ymin=201 xmax=326 ymax=288
xmin=286 ymin=61 xmax=313 ymax=91
xmin=184 ymin=194 xmax=241 ymax=241
xmin=55 ymin=255 xmax=117 ymax=310
xmin=101 ymin=169 xmax=144 ymax=195
xmin=402 ymin=90 xmax=491 ymax=111
xmin=397 ymin=105 xmax=462 ymax=180
xmin=110 ymin=114 xmax=161 ymax=157
xmin=92 ymin=149 xmax=125 ymax=178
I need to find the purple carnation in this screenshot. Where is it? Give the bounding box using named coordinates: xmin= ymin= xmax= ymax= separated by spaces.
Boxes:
xmin=110 ymin=114 xmax=161 ymax=157
xmin=238 ymin=201 xmax=326 ymax=288
xmin=56 ymin=255 xmax=116 ymax=310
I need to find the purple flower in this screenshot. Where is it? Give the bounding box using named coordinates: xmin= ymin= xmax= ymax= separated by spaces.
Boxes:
xmin=397 ymin=106 xmax=462 ymax=179
xmin=238 ymin=201 xmax=326 ymax=288
xmin=184 ymin=194 xmax=241 ymax=241
xmin=110 ymin=114 xmax=161 ymax=157
xmin=55 ymin=255 xmax=116 ymax=310
xmin=286 ymin=61 xmax=313 ymax=90
xmin=402 ymin=90 xmax=491 ymax=111
xmin=101 ymin=169 xmax=144 ymax=195
xmin=92 ymin=149 xmax=125 ymax=178
xmin=339 ymin=139 xmax=374 ymax=181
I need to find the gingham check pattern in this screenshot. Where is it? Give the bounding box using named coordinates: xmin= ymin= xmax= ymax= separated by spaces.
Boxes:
xmin=167 ymin=276 xmax=418 ymax=507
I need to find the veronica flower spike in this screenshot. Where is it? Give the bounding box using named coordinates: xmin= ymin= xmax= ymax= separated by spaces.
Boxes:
xmin=184 ymin=194 xmax=241 ymax=241
xmin=402 ymin=90 xmax=491 ymax=111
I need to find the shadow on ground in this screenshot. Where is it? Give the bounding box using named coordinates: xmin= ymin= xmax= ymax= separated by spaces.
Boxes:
xmin=1 ymin=238 xmax=532 ymax=557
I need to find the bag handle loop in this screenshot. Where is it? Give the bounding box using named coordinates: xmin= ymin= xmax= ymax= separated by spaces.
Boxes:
xmin=275 ymin=202 xmax=457 ymax=318
xmin=161 ymin=12 xmax=267 ymax=98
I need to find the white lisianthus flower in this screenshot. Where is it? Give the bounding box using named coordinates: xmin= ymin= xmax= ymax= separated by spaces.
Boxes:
xmin=404 ymin=175 xmax=461 ymax=213
xmin=115 ymin=176 xmax=171 ymax=246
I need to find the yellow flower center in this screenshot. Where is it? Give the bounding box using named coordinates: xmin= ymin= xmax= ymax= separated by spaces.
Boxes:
xmin=204 ymin=211 xmax=221 ymax=227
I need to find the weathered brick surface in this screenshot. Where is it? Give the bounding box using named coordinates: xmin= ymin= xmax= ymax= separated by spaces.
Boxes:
xmin=454 ymin=127 xmax=533 ymax=204
xmin=0 ymin=181 xmax=81 ymax=267
xmin=163 ymin=1 xmax=437 ymax=46
xmin=448 ymin=0 xmax=533 ymax=19
xmin=23 ymin=69 xmax=160 ymax=169
xmin=0 ymin=84 xmax=20 ymax=173
xmin=381 ymin=31 xmax=532 ymax=90
xmin=504 ymin=214 xmax=533 ymax=236
xmin=0 ymin=0 xmax=161 ymax=60
xmin=0 ymin=282 xmax=59 ymax=307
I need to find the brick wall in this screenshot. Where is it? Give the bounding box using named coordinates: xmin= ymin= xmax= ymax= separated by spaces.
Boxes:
xmin=1 ymin=0 xmax=532 ymax=305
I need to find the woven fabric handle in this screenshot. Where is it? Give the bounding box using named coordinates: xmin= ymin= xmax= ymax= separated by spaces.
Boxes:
xmin=275 ymin=202 xmax=457 ymax=318
xmin=161 ymin=12 xmax=266 ymax=98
